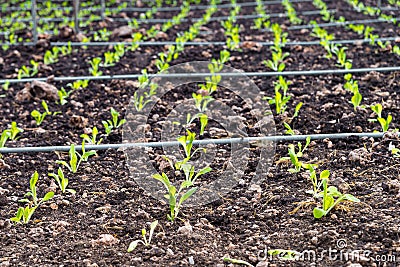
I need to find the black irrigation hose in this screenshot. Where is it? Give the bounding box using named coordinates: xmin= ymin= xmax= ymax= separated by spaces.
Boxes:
xmin=0 ymin=9 xmax=333 ymax=24
xmin=2 ymin=0 xmax=315 ymax=12
xmin=0 ymin=132 xmax=395 ymax=153
xmin=36 ymin=36 xmax=398 ymax=47
xmin=1 ymin=66 xmax=400 ymax=84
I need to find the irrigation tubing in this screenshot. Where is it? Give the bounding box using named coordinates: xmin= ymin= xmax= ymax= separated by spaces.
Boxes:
xmin=35 ymin=36 xmax=398 ymax=47
xmin=1 ymin=66 xmax=400 ymax=84
xmin=3 ymin=0 xmax=315 ymax=12
xmin=261 ymin=17 xmax=400 ymax=32
xmin=0 ymin=132 xmax=395 ymax=154
xmin=0 ymin=9 xmax=336 ymax=27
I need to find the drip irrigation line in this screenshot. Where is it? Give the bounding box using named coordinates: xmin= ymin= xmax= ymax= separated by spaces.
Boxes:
xmin=0 ymin=132 xmax=395 ymax=154
xmin=2 ymin=0 xmax=315 ymax=12
xmin=1 ymin=66 xmax=400 ymax=84
xmin=263 ymin=17 xmax=400 ymax=31
xmin=0 ymin=8 xmax=335 ymax=25
xmin=17 ymin=36 xmax=395 ymax=47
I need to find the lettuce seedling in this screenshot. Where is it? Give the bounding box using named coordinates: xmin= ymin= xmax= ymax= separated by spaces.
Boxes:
xmin=67 ymin=80 xmax=89 ymax=90
xmin=133 ymin=92 xmax=152 ymax=112
xmin=10 ymin=205 xmax=37 ymax=224
xmin=223 ymin=257 xmax=253 ymax=266
xmin=313 ymin=176 xmax=360 ymax=219
xmin=192 ymin=93 xmax=214 ymax=112
xmin=306 ymin=167 xmax=329 ymax=197
xmin=80 ymin=126 xmax=103 ymax=145
xmin=7 ymin=121 xmax=23 ymax=140
xmin=20 ymin=171 xmax=54 ymax=207
xmin=281 ymin=137 xmax=316 ymax=173
xmin=48 ymin=167 xmax=76 ymax=194
xmin=102 ymin=108 xmax=126 ymax=135
xmin=370 ymin=103 xmax=392 ymax=132
xmin=177 ymin=130 xmax=206 ymax=162
xmin=109 ymin=107 xmax=126 ymax=127
xmin=127 ymin=220 xmax=158 ymax=252
xmin=0 ymin=129 xmax=11 ymax=148
xmin=57 ymin=87 xmax=72 ymax=105
xmin=56 ymin=143 xmax=96 ymax=173
xmin=153 ymin=172 xmax=197 ymax=221
xmin=31 ymin=109 xmax=47 ymax=125
xmin=268 ymin=249 xmax=299 ymax=260
xmin=89 ymin=57 xmax=103 ymax=76
xmin=389 ymin=142 xmax=400 ymax=157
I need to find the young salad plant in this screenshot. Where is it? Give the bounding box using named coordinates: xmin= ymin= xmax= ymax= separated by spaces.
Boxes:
xmin=7 ymin=121 xmax=23 ymax=140
xmin=370 ymin=103 xmax=392 ymax=132
xmin=313 ymin=173 xmax=360 ymax=219
xmin=152 ymin=172 xmax=198 ymax=222
xmin=11 ymin=171 xmax=55 ymax=224
xmin=48 ymin=167 xmax=76 ymax=194
xmin=80 ymin=126 xmax=103 ymax=145
xmin=56 ymin=142 xmax=96 ymax=173
xmin=280 ymin=137 xmax=316 ymax=173
xmin=102 ymin=108 xmax=126 ymax=135
xmin=127 ymin=220 xmax=159 ymax=252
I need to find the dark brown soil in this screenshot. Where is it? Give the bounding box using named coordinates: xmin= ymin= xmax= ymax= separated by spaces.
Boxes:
xmin=0 ymin=1 xmax=400 ymax=267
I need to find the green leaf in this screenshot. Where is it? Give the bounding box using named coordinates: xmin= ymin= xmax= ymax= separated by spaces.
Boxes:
xmin=313 ymin=207 xmax=325 ymax=218
xmin=323 ymin=195 xmax=334 ymax=211
xmin=42 ymin=191 xmax=54 ymax=202
xmin=66 ymin=189 xmax=76 ymax=194
xmin=127 ymin=240 xmax=140 ymax=252
xmin=320 ymin=170 xmax=330 ymax=179
xmin=148 ymin=220 xmax=158 ymax=244
xmin=343 ymin=194 xmax=360 ymax=202
xmin=179 ymin=187 xmax=197 ymax=206
xmin=193 ymin=166 xmax=212 ymax=182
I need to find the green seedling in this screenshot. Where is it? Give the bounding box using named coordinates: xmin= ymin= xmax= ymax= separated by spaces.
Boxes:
xmin=281 ymin=137 xmax=316 ymax=173
xmin=264 ymin=76 xmax=292 ymax=114
xmin=67 ymin=80 xmax=89 ymax=90
xmin=57 ymin=87 xmax=72 ymax=105
xmin=31 ymin=100 xmax=59 ymax=125
xmin=2 ymin=81 xmax=10 ymax=91
xmin=192 ymin=93 xmax=214 ymax=112
xmin=0 ymin=129 xmax=11 ymax=148
xmin=389 ymin=142 xmax=400 ymax=157
xmin=56 ymin=143 xmax=96 ymax=173
xmin=283 ymin=122 xmax=295 ymax=135
xmin=313 ymin=176 xmax=360 ymax=219
xmin=268 ymin=249 xmax=299 ymax=260
xmin=101 ymin=108 xmax=126 ymax=135
xmin=223 ymin=257 xmax=253 ymax=266
xmin=89 ymin=57 xmax=103 ymax=76
xmin=264 ymin=46 xmax=290 ymax=72
xmin=7 ymin=121 xmax=23 ymax=140
xmin=370 ymin=103 xmax=392 ymax=132
xmin=130 ymin=32 xmax=143 ymax=51
xmin=351 ymin=89 xmax=363 ymax=110
xmin=153 ymin=172 xmax=197 ymax=221
xmin=177 ymin=130 xmax=205 ymax=161
xmin=179 ymin=163 xmax=212 ymax=183
xmin=133 ymin=92 xmax=152 ymax=112
xmin=10 ymin=205 xmax=37 ymax=224
xmin=282 ymin=0 xmax=302 ymax=24
xmin=48 ymin=167 xmax=76 ymax=194
xmin=20 ymin=171 xmax=55 ymax=207
xmin=334 ymin=47 xmax=352 ymax=69
xmin=127 ymin=220 xmax=159 ymax=252
xmin=306 ymin=167 xmax=329 ymax=197
xmin=80 ymin=126 xmax=102 ymax=145
xmin=31 ymin=110 xmax=47 ymax=125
